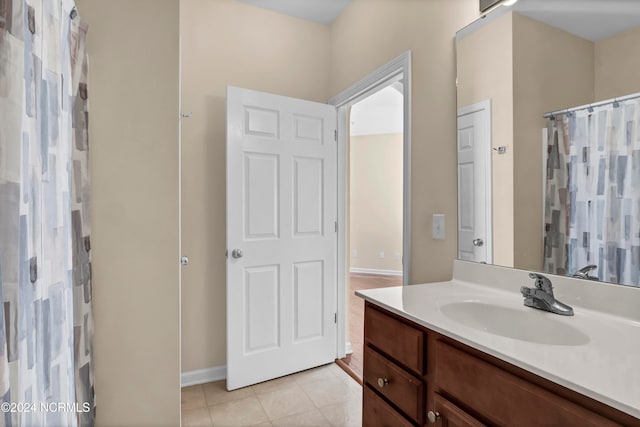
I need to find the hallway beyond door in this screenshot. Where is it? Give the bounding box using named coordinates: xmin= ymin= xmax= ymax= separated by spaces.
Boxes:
xmin=338 ymin=273 xmax=403 ymax=381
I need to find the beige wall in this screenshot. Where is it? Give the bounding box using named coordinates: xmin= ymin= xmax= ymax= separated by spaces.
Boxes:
xmin=457 ymin=12 xmax=514 ymax=268
xmin=180 ymin=0 xmax=331 ymax=372
xmin=512 ymin=13 xmax=594 ymax=271
xmin=350 ymin=133 xmax=403 ymax=272
xmin=180 ymin=0 xmax=480 ymax=373
xmin=77 ymin=0 xmax=180 ymax=425
xmin=332 ymin=0 xmax=479 ymax=284
xmin=595 ymin=26 xmax=640 ymax=100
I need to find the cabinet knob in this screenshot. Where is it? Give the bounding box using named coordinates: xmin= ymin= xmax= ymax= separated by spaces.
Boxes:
xmin=427 ymin=410 xmax=441 ymax=424
xmin=377 ymin=377 xmax=389 ymax=388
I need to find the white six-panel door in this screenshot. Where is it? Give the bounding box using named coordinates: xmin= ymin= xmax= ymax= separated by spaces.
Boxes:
xmin=226 ymin=87 xmax=337 ymax=390
xmin=457 ymin=101 xmax=492 ymax=264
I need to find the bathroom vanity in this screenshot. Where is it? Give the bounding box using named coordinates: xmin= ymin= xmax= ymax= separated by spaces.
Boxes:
xmin=357 ymin=261 xmax=640 ymax=426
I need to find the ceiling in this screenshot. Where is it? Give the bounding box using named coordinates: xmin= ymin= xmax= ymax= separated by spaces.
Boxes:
xmin=458 ymin=0 xmax=640 ymax=42
xmin=350 ymin=85 xmax=403 ymax=136
xmin=234 ymin=0 xmax=640 ymax=40
xmin=234 ymin=0 xmax=352 ymax=25
xmin=516 ymin=0 xmax=640 ymax=41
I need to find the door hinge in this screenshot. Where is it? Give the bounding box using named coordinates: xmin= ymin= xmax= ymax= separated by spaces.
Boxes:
xmin=334 ymin=313 xmax=337 ymax=324
xmin=334 ymin=221 xmax=338 ymax=233
xmin=334 ymin=129 xmax=337 ymax=141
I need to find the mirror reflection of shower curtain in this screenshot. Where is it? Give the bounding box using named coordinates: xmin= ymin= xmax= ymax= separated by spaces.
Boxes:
xmin=543 ymin=99 xmax=640 ymax=287
xmin=0 ymin=1 xmax=94 ymax=425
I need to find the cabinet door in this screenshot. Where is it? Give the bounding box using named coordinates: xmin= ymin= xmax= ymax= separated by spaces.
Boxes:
xmin=433 ymin=394 xmax=486 ymax=427
xmin=363 ymin=386 xmax=414 ymax=427
xmin=436 ymin=341 xmax=622 ymax=427
xmin=364 ymin=346 xmax=424 ymax=424
xmin=365 ymin=305 xmax=425 ymax=375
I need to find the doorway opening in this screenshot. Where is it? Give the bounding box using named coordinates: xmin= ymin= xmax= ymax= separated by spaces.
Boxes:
xmin=343 ymin=85 xmax=404 ymax=379
xmin=329 ymin=51 xmax=411 ymax=381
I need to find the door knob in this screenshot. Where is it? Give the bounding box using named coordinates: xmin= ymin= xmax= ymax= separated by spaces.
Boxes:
xmin=427 ymin=410 xmax=441 ymax=424
xmin=231 ymin=249 xmax=243 ymax=259
xmin=473 ymin=238 xmax=484 ymax=247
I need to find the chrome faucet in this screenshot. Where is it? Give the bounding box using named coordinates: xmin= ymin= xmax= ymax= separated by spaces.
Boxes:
xmin=572 ymin=264 xmax=598 ymax=280
xmin=520 ymin=273 xmax=574 ymax=316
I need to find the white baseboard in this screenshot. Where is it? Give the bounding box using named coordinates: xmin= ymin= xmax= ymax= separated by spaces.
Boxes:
xmin=350 ymin=267 xmax=403 ymax=277
xmin=345 ymin=341 xmax=353 ymax=355
xmin=181 ymin=365 xmax=226 ymax=387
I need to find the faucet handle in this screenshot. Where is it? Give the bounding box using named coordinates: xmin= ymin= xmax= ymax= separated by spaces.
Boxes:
xmin=528 ymin=272 xmax=553 ymax=293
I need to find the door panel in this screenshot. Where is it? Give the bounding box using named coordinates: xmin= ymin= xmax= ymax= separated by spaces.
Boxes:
xmin=457 ymin=102 xmax=491 ymax=264
xmin=244 ymin=265 xmax=280 ymax=353
xmin=293 ymin=260 xmax=324 ymax=341
xmin=244 ymin=153 xmax=279 ymax=239
xmin=293 ymin=157 xmax=324 ymax=236
xmin=293 ymin=114 xmax=324 ymax=143
xmin=244 ymin=106 xmax=280 ymax=137
xmin=227 ymin=86 xmax=337 ymax=390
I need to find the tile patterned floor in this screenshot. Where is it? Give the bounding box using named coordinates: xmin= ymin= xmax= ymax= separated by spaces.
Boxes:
xmin=181 ymin=363 xmax=362 ymax=426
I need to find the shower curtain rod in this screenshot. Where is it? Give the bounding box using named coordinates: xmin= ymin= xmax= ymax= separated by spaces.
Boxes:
xmin=543 ymin=91 xmax=640 ymax=118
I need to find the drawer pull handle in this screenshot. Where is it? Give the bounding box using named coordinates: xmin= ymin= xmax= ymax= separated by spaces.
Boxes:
xmin=377 ymin=377 xmax=389 ymax=388
xmin=427 ymin=410 xmax=441 ymax=424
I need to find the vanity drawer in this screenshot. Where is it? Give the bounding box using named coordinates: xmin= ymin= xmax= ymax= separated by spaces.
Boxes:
xmin=435 ymin=341 xmax=622 ymax=427
xmin=364 ymin=346 xmax=424 ymax=424
xmin=364 ymin=304 xmax=425 ymax=374
xmin=363 ymin=385 xmax=415 ymax=427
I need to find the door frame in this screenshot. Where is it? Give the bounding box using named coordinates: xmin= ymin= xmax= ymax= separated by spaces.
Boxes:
xmin=456 ymin=100 xmax=493 ymax=264
xmin=329 ymin=51 xmax=412 ymax=358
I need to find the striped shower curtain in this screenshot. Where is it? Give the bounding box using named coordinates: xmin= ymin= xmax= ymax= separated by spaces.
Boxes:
xmin=543 ymin=98 xmax=640 ymax=287
xmin=0 ymin=0 xmax=94 ymax=425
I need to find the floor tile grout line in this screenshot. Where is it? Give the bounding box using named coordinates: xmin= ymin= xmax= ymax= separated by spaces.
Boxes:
xmin=269 ymin=407 xmax=333 ymax=426
xmin=253 ymin=389 xmax=272 ymax=424
xmin=182 ymin=363 xmax=363 ymax=425
xmin=205 ymin=403 xmax=214 ymax=427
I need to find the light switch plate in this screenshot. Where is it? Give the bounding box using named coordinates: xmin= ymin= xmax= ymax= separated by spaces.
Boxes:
xmin=432 ymin=214 xmax=445 ymax=240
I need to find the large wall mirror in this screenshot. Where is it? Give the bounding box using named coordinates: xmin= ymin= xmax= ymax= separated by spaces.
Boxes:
xmin=456 ymin=0 xmax=640 ymax=287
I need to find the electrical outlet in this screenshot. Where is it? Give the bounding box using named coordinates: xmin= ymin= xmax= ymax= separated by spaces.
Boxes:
xmin=394 ymin=252 xmax=401 ymax=261
xmin=432 ymin=214 xmax=445 ymax=240
xmin=378 ymin=251 xmax=385 ymax=259
xmin=351 ymin=249 xmax=358 ymax=258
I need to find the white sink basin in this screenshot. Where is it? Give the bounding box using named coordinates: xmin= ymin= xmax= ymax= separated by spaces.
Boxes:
xmin=440 ymin=301 xmax=590 ymax=346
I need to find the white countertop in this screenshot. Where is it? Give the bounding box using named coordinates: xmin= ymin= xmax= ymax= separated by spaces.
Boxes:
xmin=356 ymin=261 xmax=640 ymax=419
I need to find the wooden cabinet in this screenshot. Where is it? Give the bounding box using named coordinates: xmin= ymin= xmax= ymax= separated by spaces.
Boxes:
xmin=363 ymin=386 xmax=415 ymax=427
xmin=363 ymin=346 xmax=424 ymax=424
xmin=433 ymin=394 xmax=486 ymax=427
xmin=364 ymin=305 xmax=425 ymax=375
xmin=362 ymin=302 xmax=640 ymax=427
xmin=436 ymin=341 xmax=619 ymax=427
